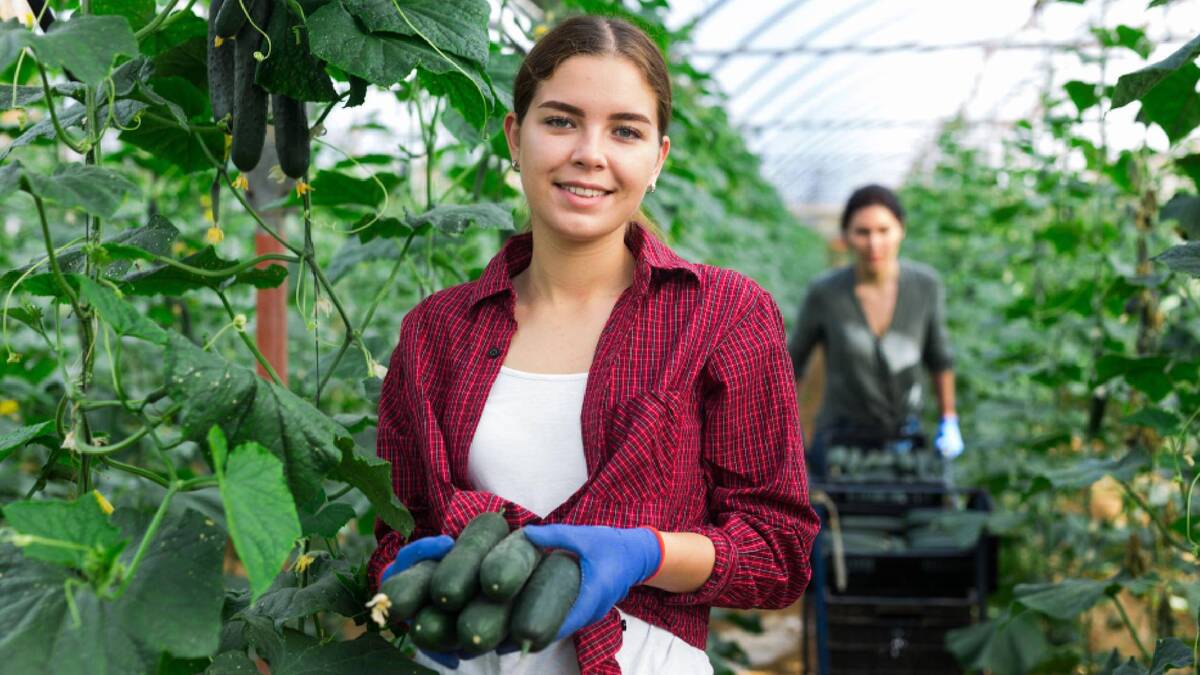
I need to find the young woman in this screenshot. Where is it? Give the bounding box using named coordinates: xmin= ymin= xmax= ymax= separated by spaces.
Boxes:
xmin=367 ymin=16 xmax=818 ymax=674
xmin=789 ymin=185 xmax=963 ymax=480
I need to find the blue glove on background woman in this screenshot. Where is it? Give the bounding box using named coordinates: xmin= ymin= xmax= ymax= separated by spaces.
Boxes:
xmin=935 ymin=415 xmax=964 ymax=459
xmin=523 ymin=524 xmax=664 ymax=641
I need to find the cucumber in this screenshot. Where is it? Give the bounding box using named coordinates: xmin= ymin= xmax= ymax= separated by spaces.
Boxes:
xmin=378 ymin=559 xmax=437 ymax=623
xmin=410 ymin=605 xmax=457 ymax=653
xmin=510 ymin=551 xmax=581 ymax=653
xmin=230 ymin=0 xmax=271 ymax=172
xmin=429 ymin=512 xmax=509 ymax=611
xmin=456 ymin=596 xmax=512 ymax=655
xmin=271 ymin=94 xmax=310 ymax=179
xmin=215 ymin=0 xmax=254 ymax=38
xmin=205 ymin=0 xmax=235 ymax=125
xmin=479 ymin=529 xmax=540 ymax=602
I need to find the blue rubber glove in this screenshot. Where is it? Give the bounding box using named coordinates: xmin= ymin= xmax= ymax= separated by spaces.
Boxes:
xmin=379 ymin=535 xmax=463 ymax=669
xmin=523 ymin=524 xmax=664 ymax=641
xmin=935 ymin=415 xmax=964 ymax=459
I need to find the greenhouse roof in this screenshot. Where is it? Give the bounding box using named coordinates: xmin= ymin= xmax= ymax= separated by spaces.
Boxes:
xmin=666 ymin=0 xmax=1200 ymax=208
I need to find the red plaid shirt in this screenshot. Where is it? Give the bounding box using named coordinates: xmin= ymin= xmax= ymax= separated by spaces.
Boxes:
xmin=368 ymin=224 xmax=818 ymax=673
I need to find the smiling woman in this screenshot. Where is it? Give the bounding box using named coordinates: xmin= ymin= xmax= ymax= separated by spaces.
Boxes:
xmin=368 ymin=14 xmax=818 ymax=675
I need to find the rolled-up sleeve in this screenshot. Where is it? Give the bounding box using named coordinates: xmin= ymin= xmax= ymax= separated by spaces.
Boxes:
xmin=365 ymin=313 xmax=438 ymax=593
xmin=667 ymin=289 xmax=820 ymax=610
xmin=922 ymin=275 xmax=954 ymax=372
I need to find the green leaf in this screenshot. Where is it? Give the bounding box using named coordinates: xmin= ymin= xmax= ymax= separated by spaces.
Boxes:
xmin=20 ymin=163 xmax=141 ymax=219
xmin=1149 ymin=637 xmax=1194 ymax=675
xmin=1155 ymin=242 xmax=1200 ymax=277
xmin=241 ymin=554 xmax=363 ymax=625
xmin=329 ymin=445 xmax=413 ymax=536
xmin=164 ymin=335 xmax=343 ymax=508
xmin=121 ymin=108 xmax=226 ymax=174
xmin=0 ymin=420 xmax=55 ymax=463
xmin=210 ymin=427 xmax=302 ymax=600
xmin=1177 ymin=154 xmax=1200 ymax=192
xmin=0 ymin=98 xmax=141 ymax=162
xmin=261 ymin=630 xmax=430 ymax=674
xmin=1037 ymin=449 xmax=1150 ymax=490
xmin=341 ymin=0 xmax=489 ymax=64
xmin=1015 ymin=578 xmax=1118 ymax=620
xmin=1113 ymin=33 xmax=1200 ymax=108
xmin=205 ymin=651 xmax=261 ymax=673
xmin=308 ymin=169 xmax=402 ymax=208
xmin=0 ymin=21 xmax=32 ymax=71
xmin=1122 ymin=407 xmax=1182 ymax=435
xmin=1135 ymin=63 xmax=1200 ymax=143
xmin=326 ymin=236 xmax=399 ymax=285
xmin=1161 ymin=193 xmax=1200 ymax=238
xmin=0 ymin=81 xmax=87 ymax=109
xmin=139 ymin=12 xmax=209 ymax=57
xmin=77 ymin=277 xmax=170 ymax=345
xmin=945 ymin=609 xmax=1050 ymax=675
xmin=0 ymin=508 xmax=225 ymax=673
xmin=1 ymin=495 xmax=126 ymax=568
xmin=1064 ymin=80 xmax=1101 ymax=115
xmin=94 ymin=0 xmax=156 ymax=32
xmin=407 ymin=202 xmax=514 ymax=234
xmin=34 ymin=16 xmax=139 ymax=86
xmin=1095 ymin=354 xmax=1173 ymax=400
xmin=256 ymin=0 xmax=338 ymax=102
xmin=299 ymin=501 xmax=356 ymax=537
xmin=121 ymin=246 xmax=289 ymax=296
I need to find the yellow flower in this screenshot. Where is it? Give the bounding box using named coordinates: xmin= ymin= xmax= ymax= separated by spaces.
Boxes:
xmin=92 ymin=490 xmax=115 ymax=516
xmin=294 ymin=179 xmax=313 ymax=197
xmin=533 ymin=24 xmax=549 ymax=38
xmin=5 ymin=351 xmax=20 ymax=364
xmin=214 ymin=36 xmax=225 ymax=48
xmin=366 ymin=592 xmax=392 ymax=628
xmin=171 ymin=241 xmax=188 ymax=256
xmin=205 ymin=226 xmax=225 ymax=245
xmin=0 ymin=399 xmax=18 ymax=416
xmin=232 ymin=174 xmax=249 ymax=191
xmin=292 ymin=552 xmax=315 ymax=574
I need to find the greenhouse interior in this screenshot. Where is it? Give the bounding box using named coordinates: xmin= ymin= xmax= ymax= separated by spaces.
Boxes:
xmin=1 ymin=0 xmax=1198 ymax=673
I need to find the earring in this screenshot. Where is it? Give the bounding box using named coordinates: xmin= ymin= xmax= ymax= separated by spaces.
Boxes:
xmin=647 ymin=182 xmax=656 ymax=193
xmin=511 ymin=159 xmax=520 ymax=172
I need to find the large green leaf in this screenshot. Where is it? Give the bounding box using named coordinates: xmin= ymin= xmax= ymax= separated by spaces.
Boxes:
xmin=120 ymin=246 xmax=289 ymax=296
xmin=307 ymin=169 xmax=403 ymax=208
xmin=139 ymin=12 xmax=209 ymax=57
xmin=262 ymin=630 xmax=431 ymax=674
xmin=408 ymin=202 xmax=514 ymax=234
xmin=299 ymin=501 xmax=356 ymax=538
xmin=341 ymin=0 xmax=490 ymax=64
xmin=35 ymin=16 xmax=139 ymax=86
xmin=945 ymin=609 xmax=1050 ymax=675
xmin=1122 ymin=407 xmax=1183 ymax=436
xmin=1 ymin=495 xmax=126 ymax=568
xmin=1149 ymin=638 xmax=1194 ymax=674
xmin=240 ymin=554 xmax=363 ymax=627
xmin=308 ymin=1 xmax=491 ymax=128
xmin=1014 ymin=578 xmax=1118 ymax=620
xmin=1177 ymin=154 xmax=1200 ymax=192
xmin=78 ymin=277 xmax=170 ymax=345
xmin=94 ymin=0 xmax=155 ymax=32
xmin=1064 ymin=80 xmax=1101 ymax=115
xmin=1034 ymin=449 xmax=1150 ymax=491
xmin=1161 ymin=193 xmax=1200 ymax=238
xmin=1135 ymin=63 xmax=1200 ymax=144
xmin=120 ymin=108 xmax=226 ymax=174
xmin=329 ymin=445 xmax=413 ymax=536
xmin=209 ymin=428 xmax=302 ymax=600
xmin=326 ymin=236 xmax=399 ymax=285
xmin=18 ymin=163 xmax=141 ymax=219
xmin=255 ymin=0 xmax=338 ymax=102
xmin=0 ymin=509 xmax=225 ymax=673
xmin=1155 ymin=242 xmax=1200 ymax=277
xmin=1112 ymin=33 xmax=1200 ymax=108
xmin=1095 ymin=354 xmax=1173 ymax=400
xmin=163 ymin=335 xmax=343 ymax=509
xmin=0 ymin=420 xmax=54 ymax=463
xmin=0 ymin=98 xmax=136 ymax=161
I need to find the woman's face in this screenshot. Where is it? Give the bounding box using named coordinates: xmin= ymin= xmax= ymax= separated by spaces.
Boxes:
xmin=504 ymin=54 xmax=669 ymax=243
xmin=844 ymin=204 xmax=904 ymax=273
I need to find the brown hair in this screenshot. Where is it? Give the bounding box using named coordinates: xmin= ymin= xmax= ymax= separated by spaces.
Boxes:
xmin=512 ymin=15 xmax=671 ymax=239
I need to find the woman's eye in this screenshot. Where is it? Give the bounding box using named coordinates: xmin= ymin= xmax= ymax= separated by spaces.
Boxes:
xmin=614 ymin=126 xmax=643 ymax=140
xmin=544 ymin=116 xmax=573 ymax=128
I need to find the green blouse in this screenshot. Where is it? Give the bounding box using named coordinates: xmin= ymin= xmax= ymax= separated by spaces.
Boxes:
xmin=788 ymin=260 xmax=954 ymax=436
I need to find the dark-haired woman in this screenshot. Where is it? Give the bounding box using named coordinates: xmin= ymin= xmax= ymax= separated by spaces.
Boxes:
xmin=789 ymin=184 xmax=962 ymax=480
xmin=366 ymin=15 xmax=818 ymax=675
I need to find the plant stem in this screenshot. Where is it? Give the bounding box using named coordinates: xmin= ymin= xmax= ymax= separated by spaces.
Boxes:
xmin=150 ymin=251 xmax=299 ymax=279
xmin=1120 ymin=480 xmax=1190 ymax=552
xmin=327 ymin=483 xmax=354 ymax=501
xmin=34 ymin=59 xmax=87 ymax=154
xmin=118 ymin=481 xmax=179 ymax=596
xmin=100 ymin=456 xmax=169 ymax=487
xmin=1110 ymin=594 xmax=1152 ymax=663
xmin=180 ymin=475 xmax=219 ymax=491
xmin=133 ymin=0 xmax=182 ymax=39
xmin=215 ymin=290 xmax=284 ymax=386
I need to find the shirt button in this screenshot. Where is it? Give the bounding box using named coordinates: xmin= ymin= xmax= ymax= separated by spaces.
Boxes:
xmin=621 ymin=619 xmax=627 ymax=632
xmin=486 ymin=347 xmax=501 ymax=358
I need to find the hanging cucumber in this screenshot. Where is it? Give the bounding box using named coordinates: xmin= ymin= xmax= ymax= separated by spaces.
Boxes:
xmin=230 ymin=0 xmax=271 ymax=172
xmin=272 ymin=94 xmax=310 ymax=179
xmin=215 ymin=0 xmax=255 ymax=38
xmin=206 ymin=0 xmax=235 ymax=126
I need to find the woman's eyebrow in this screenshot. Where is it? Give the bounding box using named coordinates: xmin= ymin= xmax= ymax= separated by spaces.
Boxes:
xmin=538 ymin=100 xmax=651 ymax=124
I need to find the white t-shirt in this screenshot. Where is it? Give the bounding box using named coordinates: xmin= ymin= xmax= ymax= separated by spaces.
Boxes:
xmin=412 ymin=366 xmax=712 ymax=675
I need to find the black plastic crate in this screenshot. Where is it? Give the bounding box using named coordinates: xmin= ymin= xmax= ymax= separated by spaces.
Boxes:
xmin=826 ymin=597 xmax=974 ymax=674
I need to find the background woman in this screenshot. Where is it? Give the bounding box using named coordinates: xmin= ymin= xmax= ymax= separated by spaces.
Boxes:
xmin=366 ymin=15 xmax=818 ymax=675
xmin=789 ymin=184 xmax=963 ymax=480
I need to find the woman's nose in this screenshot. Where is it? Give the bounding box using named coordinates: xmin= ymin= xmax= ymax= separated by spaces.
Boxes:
xmin=570 ymin=130 xmax=606 ymax=169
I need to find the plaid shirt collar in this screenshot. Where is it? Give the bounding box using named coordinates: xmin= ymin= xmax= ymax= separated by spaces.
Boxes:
xmin=469 ymin=222 xmax=701 ymax=312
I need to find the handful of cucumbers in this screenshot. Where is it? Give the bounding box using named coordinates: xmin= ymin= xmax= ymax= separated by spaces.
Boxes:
xmin=371 ymin=512 xmax=581 ymax=656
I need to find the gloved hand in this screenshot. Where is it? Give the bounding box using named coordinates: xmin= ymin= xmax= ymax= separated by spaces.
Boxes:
xmin=380 ymin=535 xmax=463 ymax=669
xmin=935 ymin=415 xmax=964 ymax=459
xmin=523 ymin=524 xmax=664 ymax=641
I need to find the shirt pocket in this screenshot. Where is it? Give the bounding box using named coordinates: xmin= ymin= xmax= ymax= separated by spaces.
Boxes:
xmin=589 ymin=389 xmax=684 ymax=503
